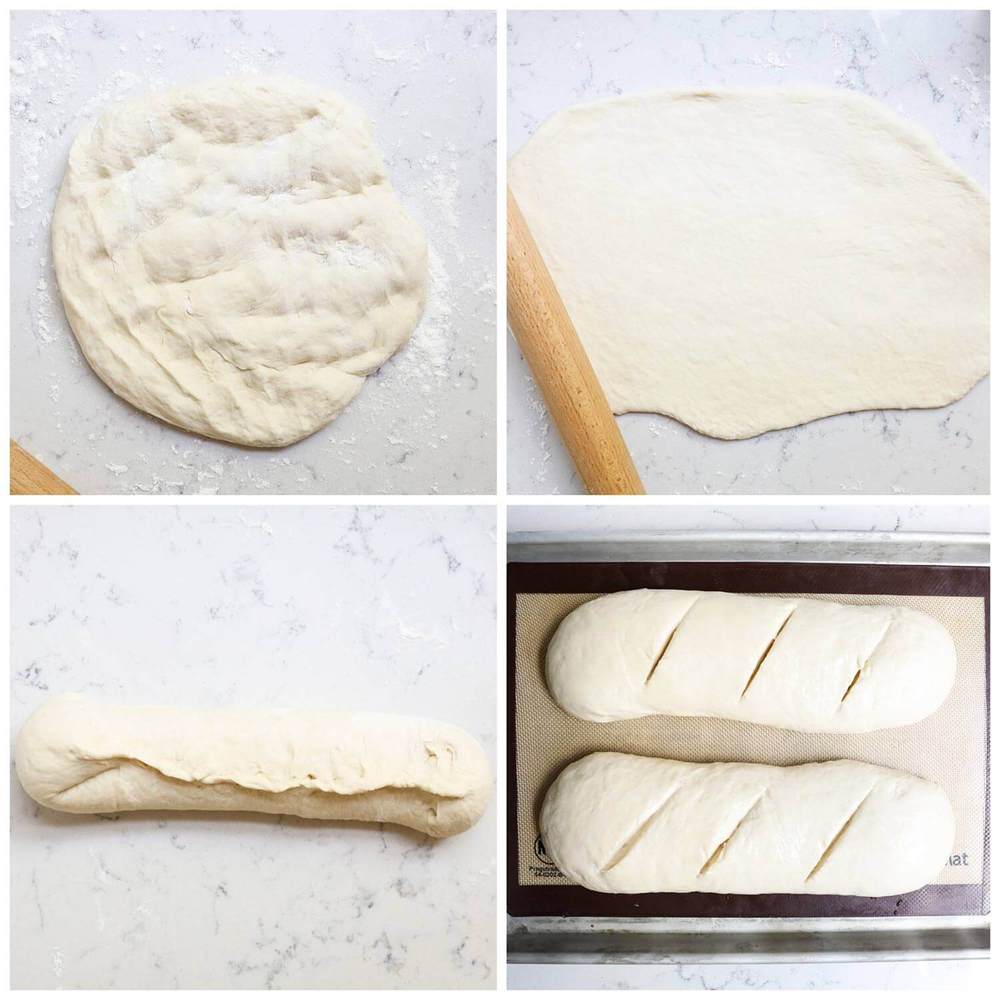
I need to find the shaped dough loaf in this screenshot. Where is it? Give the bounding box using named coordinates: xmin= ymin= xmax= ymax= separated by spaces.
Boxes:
xmin=540 ymin=753 xmax=954 ymax=895
xmin=546 ymin=590 xmax=956 ymax=732
xmin=16 ymin=695 xmax=490 ymax=837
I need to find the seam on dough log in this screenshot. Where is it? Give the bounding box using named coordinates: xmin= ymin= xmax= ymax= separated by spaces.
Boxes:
xmin=805 ymin=784 xmax=878 ymax=881
xmin=739 ymin=605 xmax=797 ymax=699
xmin=644 ymin=597 xmax=700 ymax=685
xmin=698 ymin=790 xmax=767 ymax=877
xmin=54 ymin=756 xmax=464 ymax=803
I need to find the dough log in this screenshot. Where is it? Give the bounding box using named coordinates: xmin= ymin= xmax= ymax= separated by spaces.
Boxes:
xmin=546 ymin=590 xmax=956 ymax=732
xmin=15 ymin=695 xmax=491 ymax=837
xmin=540 ymin=753 xmax=954 ymax=896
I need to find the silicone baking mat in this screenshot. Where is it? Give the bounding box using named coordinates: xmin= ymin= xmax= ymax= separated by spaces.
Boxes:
xmin=507 ymin=561 xmax=989 ymax=918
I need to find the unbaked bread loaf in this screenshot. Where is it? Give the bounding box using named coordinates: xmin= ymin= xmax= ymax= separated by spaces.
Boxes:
xmin=16 ymin=694 xmax=491 ymax=837
xmin=540 ymin=752 xmax=954 ymax=895
xmin=546 ymin=589 xmax=956 ymax=732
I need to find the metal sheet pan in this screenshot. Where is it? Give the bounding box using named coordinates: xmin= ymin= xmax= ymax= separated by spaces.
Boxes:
xmin=506 ymin=529 xmax=990 ymax=963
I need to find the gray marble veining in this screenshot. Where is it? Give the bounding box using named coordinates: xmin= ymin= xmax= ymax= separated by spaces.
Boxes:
xmin=10 ymin=506 xmax=497 ymax=989
xmin=508 ymin=957 xmax=991 ymax=991
xmin=506 ymin=503 xmax=988 ymax=537
xmin=507 ymin=10 xmax=989 ymax=495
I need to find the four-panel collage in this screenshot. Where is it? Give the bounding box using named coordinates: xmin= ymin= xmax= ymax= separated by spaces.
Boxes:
xmin=6 ymin=5 xmax=992 ymax=995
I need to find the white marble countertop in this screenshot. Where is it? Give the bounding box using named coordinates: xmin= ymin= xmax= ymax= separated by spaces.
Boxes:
xmin=507 ymin=503 xmax=989 ymax=536
xmin=11 ymin=9 xmax=497 ymax=495
xmin=506 ymin=501 xmax=988 ymax=990
xmin=508 ymin=958 xmax=992 ymax=991
xmin=10 ymin=505 xmax=496 ymax=989
xmin=507 ymin=10 xmax=990 ymax=495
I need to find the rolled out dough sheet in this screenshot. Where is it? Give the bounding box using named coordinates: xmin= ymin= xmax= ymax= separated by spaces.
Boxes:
xmin=509 ymin=88 xmax=989 ymax=440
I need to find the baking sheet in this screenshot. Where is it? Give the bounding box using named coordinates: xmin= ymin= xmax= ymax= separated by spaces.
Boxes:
xmin=507 ymin=561 xmax=989 ymax=920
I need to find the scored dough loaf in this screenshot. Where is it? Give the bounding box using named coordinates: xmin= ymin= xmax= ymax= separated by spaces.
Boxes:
xmin=15 ymin=694 xmax=491 ymax=837
xmin=540 ymin=752 xmax=954 ymax=896
xmin=546 ymin=589 xmax=956 ymax=732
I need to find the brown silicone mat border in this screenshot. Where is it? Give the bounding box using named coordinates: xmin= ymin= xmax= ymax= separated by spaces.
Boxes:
xmin=506 ymin=560 xmax=990 ymax=919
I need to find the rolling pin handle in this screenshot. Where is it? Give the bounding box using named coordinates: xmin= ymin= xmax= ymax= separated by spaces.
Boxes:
xmin=506 ymin=188 xmax=645 ymax=495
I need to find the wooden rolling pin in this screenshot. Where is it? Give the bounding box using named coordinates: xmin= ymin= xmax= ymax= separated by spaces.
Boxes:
xmin=10 ymin=441 xmax=77 ymax=495
xmin=507 ymin=188 xmax=644 ymax=495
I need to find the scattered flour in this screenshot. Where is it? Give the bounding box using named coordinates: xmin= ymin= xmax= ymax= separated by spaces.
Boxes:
xmin=950 ymin=67 xmax=990 ymax=134
xmin=12 ymin=10 xmax=494 ymax=494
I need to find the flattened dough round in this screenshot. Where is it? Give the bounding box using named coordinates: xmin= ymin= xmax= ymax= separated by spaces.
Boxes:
xmin=52 ymin=77 xmax=428 ymax=447
xmin=509 ymin=88 xmax=989 ymax=439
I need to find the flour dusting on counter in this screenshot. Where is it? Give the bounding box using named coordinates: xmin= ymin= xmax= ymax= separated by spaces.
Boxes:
xmin=11 ymin=10 xmax=496 ymax=495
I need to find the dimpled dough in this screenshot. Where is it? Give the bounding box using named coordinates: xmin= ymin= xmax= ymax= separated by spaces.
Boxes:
xmin=52 ymin=77 xmax=428 ymax=447
xmin=509 ymin=89 xmax=989 ymax=439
